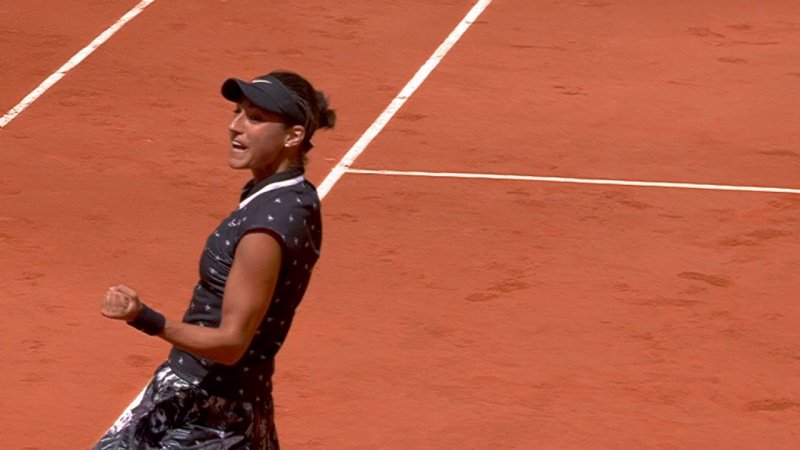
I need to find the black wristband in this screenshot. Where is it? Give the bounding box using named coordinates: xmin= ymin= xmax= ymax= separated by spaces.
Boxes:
xmin=127 ymin=304 xmax=166 ymax=336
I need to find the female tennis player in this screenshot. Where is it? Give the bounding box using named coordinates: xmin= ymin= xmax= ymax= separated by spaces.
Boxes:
xmin=94 ymin=70 xmax=335 ymax=449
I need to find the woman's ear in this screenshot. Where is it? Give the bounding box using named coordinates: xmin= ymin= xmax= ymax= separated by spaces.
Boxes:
xmin=285 ymin=125 xmax=306 ymax=148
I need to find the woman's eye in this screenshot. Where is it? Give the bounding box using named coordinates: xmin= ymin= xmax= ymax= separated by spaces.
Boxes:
xmin=233 ymin=108 xmax=263 ymax=122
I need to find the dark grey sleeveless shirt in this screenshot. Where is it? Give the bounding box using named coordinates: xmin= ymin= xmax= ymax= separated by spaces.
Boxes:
xmin=168 ymin=168 xmax=322 ymax=398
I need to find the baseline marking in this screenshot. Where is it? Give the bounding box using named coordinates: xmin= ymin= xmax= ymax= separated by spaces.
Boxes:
xmin=0 ymin=0 xmax=157 ymax=129
xmin=316 ymin=0 xmax=494 ymax=199
xmin=105 ymin=0 xmax=493 ymax=434
xmin=345 ymin=168 xmax=800 ymax=195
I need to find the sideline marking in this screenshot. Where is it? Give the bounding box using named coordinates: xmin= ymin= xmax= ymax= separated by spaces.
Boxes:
xmin=316 ymin=0 xmax=494 ymax=199
xmin=345 ymin=168 xmax=800 ymax=195
xmin=108 ymin=0 xmax=494 ymax=433
xmin=0 ymin=0 xmax=157 ymax=129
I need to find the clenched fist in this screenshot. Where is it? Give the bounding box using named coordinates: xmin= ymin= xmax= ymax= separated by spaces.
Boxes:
xmin=101 ymin=285 xmax=143 ymax=322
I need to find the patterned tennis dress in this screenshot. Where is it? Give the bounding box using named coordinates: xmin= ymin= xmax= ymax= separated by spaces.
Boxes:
xmin=94 ymin=168 xmax=322 ymax=449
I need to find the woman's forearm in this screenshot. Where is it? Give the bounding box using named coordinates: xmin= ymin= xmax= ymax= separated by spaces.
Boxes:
xmin=159 ymin=319 xmax=248 ymax=365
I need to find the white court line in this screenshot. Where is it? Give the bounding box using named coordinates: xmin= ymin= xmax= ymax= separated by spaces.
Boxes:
xmin=106 ymin=0 xmax=493 ymax=433
xmin=316 ymin=0 xmax=494 ymax=199
xmin=345 ymin=168 xmax=800 ymax=195
xmin=0 ymin=0 xmax=157 ymax=129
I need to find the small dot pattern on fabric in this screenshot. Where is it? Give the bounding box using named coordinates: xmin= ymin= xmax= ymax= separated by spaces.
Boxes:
xmin=168 ymin=168 xmax=322 ymax=397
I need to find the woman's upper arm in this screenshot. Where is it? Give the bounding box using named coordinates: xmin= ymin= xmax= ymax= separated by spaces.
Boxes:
xmin=219 ymin=230 xmax=283 ymax=354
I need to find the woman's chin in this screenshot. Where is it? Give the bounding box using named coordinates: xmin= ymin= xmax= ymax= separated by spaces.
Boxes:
xmin=228 ymin=153 xmax=249 ymax=170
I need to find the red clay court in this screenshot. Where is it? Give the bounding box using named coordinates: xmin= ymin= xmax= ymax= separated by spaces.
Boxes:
xmin=1 ymin=1 xmax=799 ymax=448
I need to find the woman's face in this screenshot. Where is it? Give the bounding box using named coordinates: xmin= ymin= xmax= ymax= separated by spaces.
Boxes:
xmin=228 ymin=99 xmax=293 ymax=180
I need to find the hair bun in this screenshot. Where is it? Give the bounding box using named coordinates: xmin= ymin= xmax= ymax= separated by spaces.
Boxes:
xmin=315 ymin=91 xmax=336 ymax=129
xmin=320 ymin=108 xmax=337 ymax=129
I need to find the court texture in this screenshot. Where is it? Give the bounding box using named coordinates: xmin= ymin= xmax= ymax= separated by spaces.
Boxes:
xmin=1 ymin=0 xmax=798 ymax=448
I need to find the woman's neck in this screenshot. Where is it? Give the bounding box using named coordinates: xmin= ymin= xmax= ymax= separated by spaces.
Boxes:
xmin=251 ymin=158 xmax=302 ymax=183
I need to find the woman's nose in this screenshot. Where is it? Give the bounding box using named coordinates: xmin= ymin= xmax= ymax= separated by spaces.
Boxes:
xmin=229 ymin=112 xmax=244 ymax=133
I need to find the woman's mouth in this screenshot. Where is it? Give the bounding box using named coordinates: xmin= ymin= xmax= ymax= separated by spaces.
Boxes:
xmin=231 ymin=140 xmax=247 ymax=152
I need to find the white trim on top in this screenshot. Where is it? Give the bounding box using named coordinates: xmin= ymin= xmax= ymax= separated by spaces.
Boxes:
xmin=238 ymin=175 xmax=305 ymax=209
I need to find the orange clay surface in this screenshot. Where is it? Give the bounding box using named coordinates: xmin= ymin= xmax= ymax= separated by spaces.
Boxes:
xmin=1 ymin=1 xmax=799 ymax=448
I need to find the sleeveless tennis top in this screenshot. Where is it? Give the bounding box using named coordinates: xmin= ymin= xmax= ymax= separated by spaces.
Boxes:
xmin=167 ymin=167 xmax=322 ymax=398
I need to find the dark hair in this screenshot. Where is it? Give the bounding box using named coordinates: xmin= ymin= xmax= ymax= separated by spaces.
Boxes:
xmin=268 ymin=71 xmax=336 ymax=153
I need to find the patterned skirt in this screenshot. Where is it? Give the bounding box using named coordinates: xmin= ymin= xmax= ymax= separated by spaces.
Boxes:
xmin=93 ymin=363 xmax=278 ymax=449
